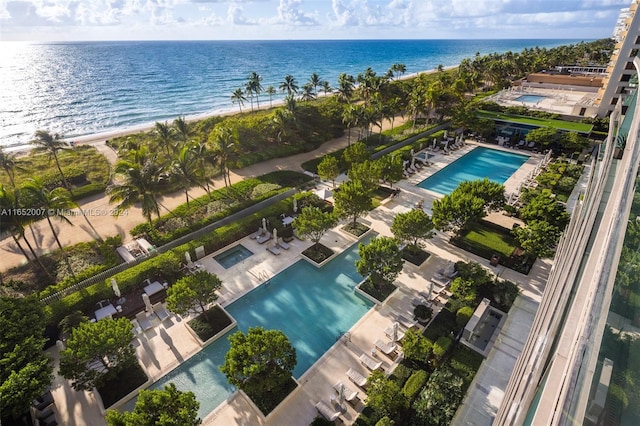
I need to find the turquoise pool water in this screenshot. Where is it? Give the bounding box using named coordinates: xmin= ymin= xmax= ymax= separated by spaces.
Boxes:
xmin=515 ymin=94 xmax=546 ymax=103
xmin=125 ymin=235 xmax=374 ymax=418
xmin=214 ymin=244 xmax=253 ymax=269
xmin=417 ymin=147 xmax=529 ymax=195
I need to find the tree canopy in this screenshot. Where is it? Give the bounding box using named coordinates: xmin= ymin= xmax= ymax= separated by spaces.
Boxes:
xmin=333 ymin=179 xmax=373 ymax=225
xmin=391 ymin=208 xmax=434 ymax=248
xmin=356 ymin=236 xmax=404 ymax=287
xmin=220 ymin=327 xmax=296 ymax=398
xmin=316 ymin=155 xmax=340 ymax=188
xmin=432 ymin=191 xmax=485 ymax=236
xmin=292 ymin=206 xmax=337 ymax=248
xmin=343 ymin=141 xmax=370 ymax=166
xmin=0 ymin=297 xmax=53 ymax=421
xmin=59 ymin=317 xmax=136 ymax=391
xmin=365 ymin=370 xmax=407 ymax=418
xmin=513 ymin=220 xmax=562 ymax=258
xmin=166 ymin=270 xmax=222 ymax=318
xmin=106 ymin=383 xmax=201 ymax=426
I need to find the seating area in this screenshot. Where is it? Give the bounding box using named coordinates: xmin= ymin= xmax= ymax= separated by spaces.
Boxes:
xmin=359 ymin=353 xmax=383 ymax=371
xmin=315 ymin=400 xmax=341 ymax=421
xmin=346 ymin=368 xmax=368 ymax=387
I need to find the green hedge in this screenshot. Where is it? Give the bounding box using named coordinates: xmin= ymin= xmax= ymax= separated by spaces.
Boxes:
xmin=131 ymin=171 xmax=312 ymax=246
xmin=403 ymin=370 xmax=428 ymax=400
xmin=70 ymin=182 xmax=107 ymax=201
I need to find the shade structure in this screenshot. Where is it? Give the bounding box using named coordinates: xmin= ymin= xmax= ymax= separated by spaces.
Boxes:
xmin=273 ymin=228 xmax=278 ymax=243
xmin=411 ymin=156 xmax=417 ymax=169
xmin=293 ymin=198 xmax=298 ymax=213
xmin=142 ymin=293 xmax=152 ymax=312
xmin=338 ymin=382 xmax=345 ymax=406
xmin=314 ymin=188 xmax=332 ymax=200
xmin=392 ymin=321 xmax=399 ymax=342
xmin=185 ymin=251 xmax=192 ymax=264
xmin=111 ymin=278 xmax=121 ymax=298
xmin=262 ymin=217 xmax=268 ymax=232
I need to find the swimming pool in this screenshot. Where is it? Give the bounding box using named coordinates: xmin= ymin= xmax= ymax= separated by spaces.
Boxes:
xmin=417 ymin=147 xmax=528 ymax=195
xmin=214 ymin=244 xmax=253 ymax=269
xmin=416 ymin=152 xmax=434 ymax=161
xmin=124 ymin=235 xmax=374 ymax=418
xmin=515 ymin=94 xmax=546 ymax=103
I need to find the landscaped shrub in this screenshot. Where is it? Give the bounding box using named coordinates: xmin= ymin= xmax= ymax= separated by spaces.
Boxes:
xmin=402 ymin=370 xmax=428 ymax=400
xmin=432 ymin=336 xmax=453 ymax=360
xmin=390 ymin=362 xmax=415 ymax=388
xmin=374 ymin=416 xmax=395 ymax=426
xmin=456 ymin=306 xmax=475 ymax=329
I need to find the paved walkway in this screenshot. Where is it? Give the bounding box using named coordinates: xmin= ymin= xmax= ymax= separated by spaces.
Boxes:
xmin=45 ymin=140 xmax=553 ymax=426
xmin=0 ymin=118 xmax=406 ymax=271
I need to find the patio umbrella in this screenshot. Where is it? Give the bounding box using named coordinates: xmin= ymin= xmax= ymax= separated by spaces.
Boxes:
xmin=56 ymin=340 xmax=65 ymax=351
xmin=273 ymin=228 xmax=278 ymax=243
xmin=428 ymin=281 xmax=434 ymax=301
xmin=293 ymin=198 xmax=298 ymax=213
xmin=314 ymin=188 xmax=332 ymax=200
xmin=432 ymin=139 xmax=437 ymax=149
xmin=338 ymin=382 xmax=345 ymax=406
xmin=444 ymin=130 xmax=448 ymax=139
xmin=410 ymin=149 xmax=415 ymax=157
xmin=142 ymin=293 xmax=152 ymax=312
xmin=111 ymin=278 xmax=121 ymax=298
xmin=262 ymin=217 xmax=268 ymax=232
xmin=392 ymin=321 xmax=399 ymax=342
xmin=185 ymin=251 xmax=192 ymax=264
xmin=411 ymin=156 xmax=417 ymax=170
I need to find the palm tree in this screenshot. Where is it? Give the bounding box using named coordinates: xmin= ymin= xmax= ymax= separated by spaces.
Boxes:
xmin=390 ymin=63 xmax=407 ymax=80
xmin=300 ymin=83 xmax=316 ymax=101
xmin=279 ymin=74 xmax=299 ymax=96
xmin=153 ymin=121 xmax=175 ymax=156
xmin=248 ymin=71 xmax=263 ymax=109
xmin=321 ymin=81 xmax=332 ymax=96
xmin=171 ymin=145 xmax=210 ymax=214
xmin=30 ymin=130 xmax=71 ymax=192
xmin=265 ymin=85 xmax=277 ymax=108
xmin=21 ymin=179 xmax=76 ymax=279
xmin=173 ymin=116 xmax=190 ymax=146
xmin=231 ymin=88 xmax=246 ymax=113
xmin=0 ymin=147 xmax=22 ymax=187
xmin=210 ymin=126 xmax=237 ymax=189
xmin=107 ymin=157 xmax=167 ymax=224
xmin=192 ymin=139 xmax=217 ymax=196
xmin=244 ymin=82 xmax=255 ymax=112
xmin=342 ymin=104 xmax=358 ymax=146
xmin=336 ymin=73 xmax=355 ymax=103
xmin=308 ymin=73 xmax=321 ymax=95
xmin=0 ymin=185 xmax=54 ymax=280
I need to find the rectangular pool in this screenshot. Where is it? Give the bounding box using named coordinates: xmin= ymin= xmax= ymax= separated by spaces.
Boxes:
xmin=214 ymin=244 xmax=253 ymax=269
xmin=515 ymin=94 xmax=546 ymax=103
xmin=417 ymin=147 xmax=529 ymax=195
xmin=123 ymin=235 xmax=374 ymax=419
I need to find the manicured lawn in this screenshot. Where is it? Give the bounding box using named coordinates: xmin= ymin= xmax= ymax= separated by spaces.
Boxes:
xmin=477 ymin=110 xmax=593 ymax=134
xmin=457 ymin=222 xmax=518 ymax=260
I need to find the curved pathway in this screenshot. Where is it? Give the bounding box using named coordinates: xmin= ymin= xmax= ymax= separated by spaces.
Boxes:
xmin=0 ymin=118 xmax=407 ymax=273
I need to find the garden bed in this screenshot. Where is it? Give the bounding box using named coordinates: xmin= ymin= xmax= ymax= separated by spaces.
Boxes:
xmin=342 ymin=222 xmax=370 ymax=237
xmin=401 ymin=246 xmax=431 ymax=266
xmin=301 ymin=243 xmax=334 ymax=264
xmin=358 ymin=278 xmax=397 ymax=303
xmin=97 ymin=362 xmax=148 ymax=408
xmin=247 ymin=376 xmax=298 ymax=416
xmin=187 ymin=305 xmax=234 ymax=342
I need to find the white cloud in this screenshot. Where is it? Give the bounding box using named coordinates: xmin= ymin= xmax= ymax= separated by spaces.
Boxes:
xmin=227 ymin=3 xmax=257 ymax=25
xmin=276 ymin=0 xmax=318 ymax=26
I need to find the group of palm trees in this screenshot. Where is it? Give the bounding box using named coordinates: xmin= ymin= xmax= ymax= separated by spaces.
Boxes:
xmin=107 ymin=117 xmax=237 ymax=225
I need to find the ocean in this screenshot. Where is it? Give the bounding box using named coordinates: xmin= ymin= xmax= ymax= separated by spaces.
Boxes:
xmin=0 ymin=39 xmax=581 ymax=151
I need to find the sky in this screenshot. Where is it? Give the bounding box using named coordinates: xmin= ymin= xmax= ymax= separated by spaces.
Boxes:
xmin=0 ymin=0 xmax=632 ymax=41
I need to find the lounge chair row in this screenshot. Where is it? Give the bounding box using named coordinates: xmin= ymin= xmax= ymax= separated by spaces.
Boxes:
xmin=134 ymin=304 xmax=171 ymax=332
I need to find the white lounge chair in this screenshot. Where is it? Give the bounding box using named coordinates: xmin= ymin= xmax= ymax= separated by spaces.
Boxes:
xmin=256 ymin=232 xmax=271 ymax=244
xmin=333 ymin=381 xmax=359 ymax=402
xmin=153 ymin=303 xmax=171 ymax=322
xmin=346 ymin=368 xmax=368 ymax=387
xmin=131 ymin=319 xmax=143 ymax=335
xmin=136 ymin=311 xmax=154 ymax=331
xmin=384 ymin=325 xmax=405 ymax=342
xmin=250 ymin=227 xmax=264 ymax=239
xmin=397 ymin=314 xmax=417 ymax=329
xmin=432 ymin=276 xmax=451 ymax=287
xmin=374 ymin=339 xmax=397 ymax=356
xmin=359 ymin=353 xmax=383 ymax=371
xmin=315 ymin=400 xmax=340 ymax=421
xmin=276 ymin=239 xmax=290 ymax=250
xmin=267 ymin=244 xmax=281 ymax=256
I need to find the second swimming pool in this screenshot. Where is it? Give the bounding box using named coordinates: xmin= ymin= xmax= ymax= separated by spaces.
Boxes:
xmin=126 ymin=235 xmax=374 ymax=418
xmin=417 ymin=147 xmax=529 ymax=195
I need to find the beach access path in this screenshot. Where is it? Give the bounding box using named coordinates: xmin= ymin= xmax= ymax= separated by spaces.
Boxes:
xmin=0 ymin=117 xmax=408 ymax=272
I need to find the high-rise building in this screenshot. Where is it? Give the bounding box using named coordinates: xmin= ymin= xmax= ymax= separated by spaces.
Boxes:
xmin=493 ymin=6 xmax=640 ymax=424
xmin=597 ymin=0 xmax=640 ymax=116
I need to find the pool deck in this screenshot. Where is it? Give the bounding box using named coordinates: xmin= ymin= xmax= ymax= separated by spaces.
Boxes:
xmin=49 ymin=140 xmax=551 ymax=426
